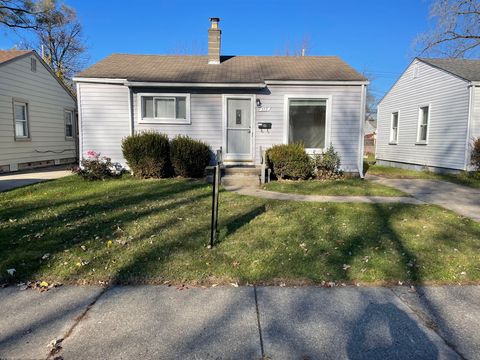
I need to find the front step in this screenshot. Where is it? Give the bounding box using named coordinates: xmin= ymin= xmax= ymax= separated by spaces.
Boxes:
xmin=224 ymin=165 xmax=260 ymax=177
xmin=205 ymin=165 xmax=261 ymax=188
xmin=222 ymin=174 xmax=260 ymax=189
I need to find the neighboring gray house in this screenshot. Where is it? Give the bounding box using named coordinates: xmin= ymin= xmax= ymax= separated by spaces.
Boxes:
xmin=376 ymin=58 xmax=480 ymax=172
xmin=74 ymin=18 xmax=368 ymax=175
xmin=0 ymin=50 xmax=77 ymax=173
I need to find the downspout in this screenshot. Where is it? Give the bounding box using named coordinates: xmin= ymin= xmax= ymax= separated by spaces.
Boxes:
xmin=358 ymin=84 xmax=367 ymax=178
xmin=127 ymin=86 xmax=134 ymax=135
xmin=464 ymin=84 xmax=474 ymax=171
xmin=76 ymin=82 xmax=83 ymax=163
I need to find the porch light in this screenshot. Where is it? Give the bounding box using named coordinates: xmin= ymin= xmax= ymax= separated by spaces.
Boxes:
xmin=256 ymin=98 xmax=262 ymax=107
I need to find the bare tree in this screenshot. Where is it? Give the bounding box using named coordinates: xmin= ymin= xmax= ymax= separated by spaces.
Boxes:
xmin=0 ymin=0 xmax=39 ymax=29
xmin=362 ymin=70 xmax=377 ymax=124
xmin=277 ymin=35 xmax=311 ymax=56
xmin=414 ymin=0 xmax=480 ymax=58
xmin=29 ymin=0 xmax=86 ymax=82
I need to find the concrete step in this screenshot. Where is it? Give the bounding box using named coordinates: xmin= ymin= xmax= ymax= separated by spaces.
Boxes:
xmin=221 ymin=175 xmax=260 ymax=189
xmin=223 ymin=166 xmax=260 ymax=176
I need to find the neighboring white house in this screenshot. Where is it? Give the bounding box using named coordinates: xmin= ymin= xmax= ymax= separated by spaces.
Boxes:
xmin=376 ymin=58 xmax=480 ymax=173
xmin=74 ymin=18 xmax=368 ymax=176
xmin=0 ymin=50 xmax=77 ymax=173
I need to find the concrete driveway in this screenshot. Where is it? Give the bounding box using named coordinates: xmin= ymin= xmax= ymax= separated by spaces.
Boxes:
xmin=369 ymin=176 xmax=480 ymax=222
xmin=0 ymin=166 xmax=72 ymax=192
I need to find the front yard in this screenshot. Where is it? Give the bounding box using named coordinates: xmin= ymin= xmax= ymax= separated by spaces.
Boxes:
xmin=1 ymin=176 xmax=479 ymax=285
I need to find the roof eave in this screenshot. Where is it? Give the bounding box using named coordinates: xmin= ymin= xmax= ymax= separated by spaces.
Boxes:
xmin=265 ymin=80 xmax=369 ymax=85
xmin=73 ymin=77 xmax=266 ymax=88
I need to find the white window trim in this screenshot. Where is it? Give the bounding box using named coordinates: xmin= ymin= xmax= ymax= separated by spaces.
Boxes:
xmin=64 ymin=109 xmax=74 ymax=140
xmin=283 ymin=94 xmax=332 ymax=154
xmin=137 ymin=92 xmax=191 ymax=124
xmin=416 ymin=104 xmax=431 ymax=144
xmin=13 ymin=100 xmax=30 ymax=140
xmin=389 ymin=111 xmax=400 ymax=144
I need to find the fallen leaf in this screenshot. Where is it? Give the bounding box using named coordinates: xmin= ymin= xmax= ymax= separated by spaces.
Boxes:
xmin=40 ymin=281 xmax=49 ymax=287
xmin=6 ymin=268 xmax=15 ymax=276
xmin=342 ymin=264 xmax=351 ymax=271
xmin=42 ymin=253 xmax=50 ymax=260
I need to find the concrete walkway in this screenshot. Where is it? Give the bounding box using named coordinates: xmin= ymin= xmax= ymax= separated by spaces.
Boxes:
xmin=0 ymin=165 xmax=72 ymax=192
xmin=369 ymin=176 xmax=480 ymax=222
xmin=227 ymin=186 xmax=424 ymax=204
xmin=1 ymin=285 xmax=478 ymax=359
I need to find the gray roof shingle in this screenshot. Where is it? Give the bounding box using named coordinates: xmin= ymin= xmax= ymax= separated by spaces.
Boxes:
xmin=419 ymin=58 xmax=480 ymax=81
xmin=77 ymin=54 xmax=367 ymax=83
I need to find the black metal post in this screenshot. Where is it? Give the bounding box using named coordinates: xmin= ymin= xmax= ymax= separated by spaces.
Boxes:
xmin=210 ymin=165 xmax=217 ymax=247
xmin=210 ymin=148 xmax=222 ymax=248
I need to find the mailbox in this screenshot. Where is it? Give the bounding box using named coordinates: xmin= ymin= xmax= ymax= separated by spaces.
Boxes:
xmin=258 ymin=122 xmax=272 ymax=130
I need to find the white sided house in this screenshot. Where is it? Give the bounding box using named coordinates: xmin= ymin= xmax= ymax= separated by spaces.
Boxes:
xmin=0 ymin=50 xmax=77 ymax=173
xmin=74 ymin=18 xmax=368 ymax=175
xmin=376 ymin=58 xmax=480 ymax=173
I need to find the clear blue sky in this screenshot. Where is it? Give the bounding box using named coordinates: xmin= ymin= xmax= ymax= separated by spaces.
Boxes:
xmin=0 ymin=0 xmax=434 ymax=99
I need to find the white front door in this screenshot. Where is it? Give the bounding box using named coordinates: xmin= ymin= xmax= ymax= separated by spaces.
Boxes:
xmin=224 ymin=96 xmax=253 ymax=161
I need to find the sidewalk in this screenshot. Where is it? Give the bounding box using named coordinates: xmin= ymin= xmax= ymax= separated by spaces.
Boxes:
xmin=228 ymin=186 xmax=424 ymax=204
xmin=1 ymin=285 xmax=478 ymax=359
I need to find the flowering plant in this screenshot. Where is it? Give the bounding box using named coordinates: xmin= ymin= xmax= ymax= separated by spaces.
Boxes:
xmin=74 ymin=150 xmax=122 ymax=180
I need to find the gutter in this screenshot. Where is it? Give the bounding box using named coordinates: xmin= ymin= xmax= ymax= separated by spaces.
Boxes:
xmin=72 ymin=77 xmax=127 ymax=84
xmin=123 ymin=81 xmax=266 ymax=88
xmin=265 ymin=80 xmax=369 ymax=86
xmin=73 ymin=78 xmax=370 ymax=88
xmin=73 ymin=77 xmax=266 ymax=88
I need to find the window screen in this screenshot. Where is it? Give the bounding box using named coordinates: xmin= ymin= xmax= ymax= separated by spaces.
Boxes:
xmin=65 ymin=110 xmax=74 ymax=138
xmin=288 ymin=99 xmax=327 ymax=148
xmin=14 ymin=102 xmax=28 ymax=138
xmin=391 ymin=112 xmax=399 ymax=142
xmin=142 ymin=96 xmax=187 ymax=120
xmin=418 ymin=106 xmax=429 ymax=142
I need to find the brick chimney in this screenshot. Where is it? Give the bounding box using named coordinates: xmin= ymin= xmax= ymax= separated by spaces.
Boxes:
xmin=208 ymin=18 xmax=221 ymax=64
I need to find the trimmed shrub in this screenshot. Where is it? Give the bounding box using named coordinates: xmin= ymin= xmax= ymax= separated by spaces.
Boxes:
xmin=122 ymin=131 xmax=170 ymax=178
xmin=266 ymin=143 xmax=313 ymax=180
xmin=314 ymin=144 xmax=343 ymax=179
xmin=170 ymin=135 xmax=211 ymax=178
xmin=471 ymin=138 xmax=480 ymax=171
xmin=75 ymin=150 xmax=118 ymax=181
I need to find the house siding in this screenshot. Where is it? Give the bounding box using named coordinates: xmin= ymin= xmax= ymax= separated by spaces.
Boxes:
xmin=0 ymin=55 xmax=76 ymax=171
xmin=77 ymin=83 xmax=130 ymax=164
xmin=133 ymin=90 xmax=223 ymax=160
xmin=376 ymin=60 xmax=470 ymax=171
xmin=255 ymin=85 xmax=362 ymax=172
xmin=79 ymin=83 xmax=363 ymax=173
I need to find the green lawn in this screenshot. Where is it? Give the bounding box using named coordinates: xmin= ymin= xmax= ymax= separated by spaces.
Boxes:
xmin=263 ymin=179 xmax=406 ymax=196
xmin=368 ymin=165 xmax=480 ymax=188
xmin=1 ymin=176 xmax=479 ymax=286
